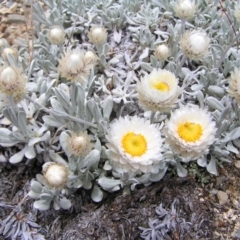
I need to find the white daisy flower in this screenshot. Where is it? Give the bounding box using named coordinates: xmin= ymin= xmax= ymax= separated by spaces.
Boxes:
xmin=106 ymin=116 xmax=163 ymax=173
xmin=164 ymin=105 xmax=217 ymax=160
xmin=227 ymin=68 xmax=240 ymax=103
xmin=58 ymin=49 xmax=94 ymax=83
xmin=180 ymin=29 xmax=210 ymax=61
xmin=67 ymin=131 xmax=93 ymax=157
xmin=174 ymin=0 xmax=196 ymax=20
xmin=43 ymin=162 xmax=69 ymax=189
xmin=137 ymin=69 xmax=182 ymax=112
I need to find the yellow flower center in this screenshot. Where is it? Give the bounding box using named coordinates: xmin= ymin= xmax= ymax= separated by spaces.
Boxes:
xmin=177 ymin=122 xmax=203 ymax=142
xmin=152 ymin=82 xmax=169 ymax=91
xmin=122 ymin=132 xmax=147 ymax=157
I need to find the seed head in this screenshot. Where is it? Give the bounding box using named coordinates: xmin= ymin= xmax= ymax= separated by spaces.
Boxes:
xmin=47 ymin=26 xmax=66 ymax=45
xmin=67 ymin=131 xmax=93 ymax=157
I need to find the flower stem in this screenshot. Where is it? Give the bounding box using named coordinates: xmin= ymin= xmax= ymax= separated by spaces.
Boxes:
xmin=25 ymin=95 xmax=97 ymax=128
xmin=150 ymin=111 xmax=156 ymax=124
xmin=176 ymin=54 xmax=187 ymax=77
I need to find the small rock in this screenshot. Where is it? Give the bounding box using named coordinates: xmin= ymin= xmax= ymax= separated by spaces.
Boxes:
xmin=217 ymin=191 xmax=228 ymax=205
xmin=234 ymin=160 xmax=240 ymax=168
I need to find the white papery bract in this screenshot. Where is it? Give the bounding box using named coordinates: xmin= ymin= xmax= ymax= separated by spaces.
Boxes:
xmin=164 ymin=105 xmax=217 ymax=160
xmin=234 ymin=5 xmax=240 ymax=22
xmin=180 ymin=29 xmax=210 ymax=60
xmin=106 ymin=116 xmax=163 ymax=174
xmin=137 ymin=69 xmax=182 ymax=112
xmin=58 ymin=49 xmax=94 ymax=83
xmin=43 ymin=162 xmax=69 ymax=189
xmin=174 ymin=0 xmax=196 ymax=20
xmin=227 ymin=68 xmax=240 ymax=103
xmin=67 ymin=131 xmax=93 ymax=157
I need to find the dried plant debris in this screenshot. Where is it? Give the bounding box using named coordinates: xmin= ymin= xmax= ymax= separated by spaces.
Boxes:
xmin=139 ymin=199 xmax=191 ymax=240
xmin=0 ymin=208 xmax=44 ymax=240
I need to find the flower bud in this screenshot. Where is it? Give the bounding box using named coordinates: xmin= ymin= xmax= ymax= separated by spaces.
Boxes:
xmin=47 ymin=26 xmax=66 ymax=45
xmin=43 ymin=162 xmax=69 ymax=189
xmin=0 ymin=65 xmax=26 ymax=102
xmin=67 ymin=131 xmax=93 ymax=157
xmin=154 ymin=44 xmax=171 ymax=61
xmin=174 ymin=0 xmax=196 ymax=20
xmin=88 ymin=26 xmax=108 ymax=44
xmin=2 ymin=47 xmax=18 ymax=61
xmin=227 ymin=68 xmax=240 ymax=103
xmin=83 ymin=51 xmax=98 ymax=66
xmin=180 ymin=29 xmax=210 ymax=60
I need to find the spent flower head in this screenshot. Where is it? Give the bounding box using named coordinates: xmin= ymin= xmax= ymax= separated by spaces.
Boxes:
xmin=67 ymin=131 xmax=93 ymax=157
xmin=58 ymin=49 xmax=95 ymax=82
xmin=180 ymin=29 xmax=210 ymax=60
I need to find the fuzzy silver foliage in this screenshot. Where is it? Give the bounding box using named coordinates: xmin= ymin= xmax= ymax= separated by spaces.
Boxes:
xmin=0 ymin=0 xmax=239 ymax=213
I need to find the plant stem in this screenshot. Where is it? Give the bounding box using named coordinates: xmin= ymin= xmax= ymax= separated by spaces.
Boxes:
xmin=176 ymin=54 xmax=187 ymax=77
xmin=25 ymin=95 xmax=97 ymax=128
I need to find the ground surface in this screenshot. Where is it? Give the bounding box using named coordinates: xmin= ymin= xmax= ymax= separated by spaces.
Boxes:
xmin=1 ymin=1 xmax=240 ymax=240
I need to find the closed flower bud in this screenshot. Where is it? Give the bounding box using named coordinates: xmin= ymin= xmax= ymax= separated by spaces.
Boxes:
xmin=88 ymin=26 xmax=108 ymax=44
xmin=0 ymin=65 xmax=26 ymax=102
xmin=84 ymin=51 xmax=98 ymax=66
xmin=174 ymin=0 xmax=196 ymax=19
xmin=43 ymin=162 xmax=69 ymax=189
xmin=2 ymin=47 xmax=18 ymax=61
xmin=47 ymin=26 xmax=66 ymax=45
xmin=67 ymin=131 xmax=93 ymax=157
xmin=180 ymin=29 xmax=210 ymax=60
xmin=154 ymin=44 xmax=171 ymax=60
xmin=58 ymin=49 xmax=94 ymax=82
xmin=227 ymin=68 xmax=240 ymax=103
